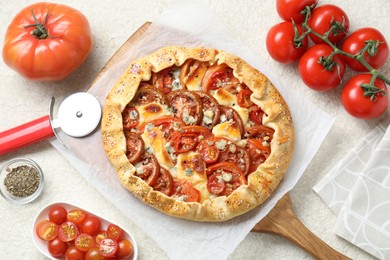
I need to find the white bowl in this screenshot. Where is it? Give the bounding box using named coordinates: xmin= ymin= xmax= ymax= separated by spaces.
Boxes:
xmin=32 ymin=202 xmax=138 ymax=259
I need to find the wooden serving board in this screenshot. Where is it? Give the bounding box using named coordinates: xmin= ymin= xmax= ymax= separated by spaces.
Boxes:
xmin=91 ymin=22 xmax=350 ymax=259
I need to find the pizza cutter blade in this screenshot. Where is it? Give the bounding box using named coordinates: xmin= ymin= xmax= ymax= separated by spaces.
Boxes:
xmin=0 ymin=92 xmax=101 ymax=156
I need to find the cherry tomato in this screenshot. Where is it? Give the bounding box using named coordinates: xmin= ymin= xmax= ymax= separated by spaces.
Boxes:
xmin=167 ymin=90 xmax=203 ymax=125
xmin=65 ymin=245 xmax=85 ymax=260
xmin=246 ymin=139 xmax=271 ymax=173
xmin=342 ymin=28 xmax=389 ymax=71
xmin=58 ymin=221 xmax=79 ymax=242
xmin=95 ymin=230 xmax=108 ymax=245
xmin=202 ymin=64 xmax=240 ymax=92
xmin=341 ymin=74 xmax=388 ymax=119
xmin=116 ymin=239 xmax=134 ymax=259
xmin=266 ymin=22 xmax=308 ymax=64
xmin=133 ymin=152 xmax=161 ymax=186
xmin=98 ymin=238 xmax=118 ymax=258
xmin=67 ymin=209 xmax=88 ymax=224
xmin=124 ymin=132 xmax=144 ymax=164
xmin=81 ymin=216 xmax=102 ymax=237
xmin=75 ymin=233 xmax=94 ymax=252
xmin=48 ymin=205 xmax=68 ymax=225
xmin=86 ymin=246 xmax=105 ymax=260
xmin=195 ymin=91 xmax=221 ymax=130
xmin=237 ymin=89 xmax=254 ymax=108
xmin=48 ymin=237 xmax=68 ymax=257
xmin=152 ymin=167 xmax=174 ymax=196
xmin=168 ymin=126 xmax=213 ymax=154
xmin=122 ymin=107 xmax=140 ymax=130
xmin=298 ymin=44 xmax=346 ymax=91
xmin=248 ymin=105 xmax=265 ymax=125
xmin=138 ymin=116 xmax=185 ymax=138
xmin=308 ymin=4 xmax=349 ymax=44
xmin=2 ymin=2 xmax=92 ymax=81
xmin=196 ymin=141 xmax=220 ymax=164
xmin=106 ymin=224 xmax=123 ymax=241
xmin=246 ymin=125 xmax=275 ymax=145
xmin=276 ymin=0 xmax=318 ymax=23
xmin=37 ymin=220 xmax=58 ymax=241
xmin=172 ymin=179 xmax=201 ymax=202
xmin=206 ymin=162 xmax=247 ymax=196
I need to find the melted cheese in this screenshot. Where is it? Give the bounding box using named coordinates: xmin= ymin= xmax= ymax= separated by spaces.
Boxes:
xmin=175 ymin=151 xmax=210 ymax=201
xmin=137 ymin=102 xmax=171 ymax=125
xmin=212 ymin=121 xmax=241 ymax=142
xmin=141 ymin=127 xmax=174 ymax=169
xmin=212 ymin=88 xmax=249 ymax=127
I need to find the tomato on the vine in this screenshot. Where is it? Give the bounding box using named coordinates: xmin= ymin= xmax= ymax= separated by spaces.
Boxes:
xmin=308 ymin=4 xmax=349 ymax=44
xmin=266 ymin=22 xmax=308 ymax=64
xmin=276 ymin=0 xmax=318 ymax=23
xmin=2 ymin=2 xmax=93 ymax=81
xmin=342 ymin=28 xmax=389 ymax=72
xmin=298 ymin=44 xmax=346 ymax=91
xmin=341 ymin=74 xmax=388 ymax=119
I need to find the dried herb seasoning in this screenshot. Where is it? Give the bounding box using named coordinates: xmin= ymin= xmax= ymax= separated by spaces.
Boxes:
xmin=4 ymin=165 xmax=40 ymax=197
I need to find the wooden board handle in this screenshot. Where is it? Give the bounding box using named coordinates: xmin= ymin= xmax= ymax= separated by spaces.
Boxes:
xmin=252 ymin=194 xmax=350 ymax=259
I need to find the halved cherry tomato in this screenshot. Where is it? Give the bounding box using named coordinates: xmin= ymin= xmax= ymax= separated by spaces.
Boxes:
xmin=202 ymin=64 xmax=240 ymax=92
xmin=172 ymin=179 xmax=201 ymax=202
xmin=58 ymin=221 xmax=79 ymax=242
xmin=168 ymin=126 xmax=213 ymax=154
xmin=67 ymin=209 xmax=88 ymax=224
xmin=206 ymin=162 xmax=247 ymax=196
xmin=218 ymin=142 xmax=250 ymax=175
xmin=167 ymin=90 xmax=203 ymax=125
xmin=137 ymin=116 xmax=185 ymax=138
xmin=81 ymin=216 xmax=101 ymax=236
xmin=153 ymin=67 xmax=182 ymax=94
xmin=124 ymin=131 xmax=144 ymax=164
xmin=48 ymin=237 xmax=68 ymax=257
xmin=180 ymin=59 xmax=207 ymax=86
xmin=122 ymin=107 xmax=139 ymax=130
xmin=65 ymin=245 xmax=85 ymax=260
xmin=196 ymin=142 xmax=220 ymax=164
xmin=246 ymin=138 xmax=271 ymax=173
xmin=237 ymin=89 xmax=254 ymax=108
xmin=95 ymin=230 xmax=108 ymax=245
xmin=99 ymin=238 xmax=118 ymax=257
xmin=116 ymin=239 xmax=134 ymax=259
xmin=133 ymin=153 xmax=160 ymax=186
xmin=308 ymin=4 xmax=350 ymax=44
xmin=37 ymin=220 xmax=58 ymax=241
xmin=195 ymin=91 xmax=221 ymax=130
xmin=249 ymin=105 xmax=265 ymax=125
xmin=219 ymin=105 xmax=245 ymax=137
xmin=48 ymin=205 xmax=68 ymax=225
xmin=131 ymin=83 xmax=169 ymax=107
xmin=152 ymin=167 xmax=174 ymax=196
xmin=75 ymin=233 xmax=94 ymax=252
xmin=106 ymin=224 xmax=123 ymax=241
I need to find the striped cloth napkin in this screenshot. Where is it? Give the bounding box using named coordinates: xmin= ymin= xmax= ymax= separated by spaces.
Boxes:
xmin=314 ymin=118 xmax=390 ymax=260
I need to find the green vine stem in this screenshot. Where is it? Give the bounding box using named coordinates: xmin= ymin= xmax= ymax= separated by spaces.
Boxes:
xmin=297 ymin=5 xmax=390 ymax=100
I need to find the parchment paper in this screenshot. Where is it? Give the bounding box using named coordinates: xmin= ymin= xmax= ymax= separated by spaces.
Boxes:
xmin=50 ymin=0 xmax=335 ymax=259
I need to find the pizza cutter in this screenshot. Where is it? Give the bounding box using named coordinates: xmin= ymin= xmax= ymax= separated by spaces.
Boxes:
xmin=0 ymin=92 xmax=101 ymax=156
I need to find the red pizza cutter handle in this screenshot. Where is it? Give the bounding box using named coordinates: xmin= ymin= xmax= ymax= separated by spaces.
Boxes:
xmin=0 ymin=115 xmax=55 ymax=156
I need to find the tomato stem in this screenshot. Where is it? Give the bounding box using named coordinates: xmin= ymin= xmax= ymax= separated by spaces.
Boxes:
xmin=24 ymin=10 xmax=55 ymax=39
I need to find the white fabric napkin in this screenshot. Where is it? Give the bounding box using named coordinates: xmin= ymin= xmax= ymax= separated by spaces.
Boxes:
xmin=49 ymin=0 xmax=334 ymax=259
xmin=314 ymin=116 xmax=390 ymax=259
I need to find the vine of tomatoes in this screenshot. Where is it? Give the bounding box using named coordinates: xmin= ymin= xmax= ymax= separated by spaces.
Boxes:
xmin=267 ymin=0 xmax=389 ymax=119
xmin=35 ymin=205 xmax=134 ymax=259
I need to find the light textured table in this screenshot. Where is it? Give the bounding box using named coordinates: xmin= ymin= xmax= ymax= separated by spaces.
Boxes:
xmin=1 ymin=0 xmax=389 ymax=259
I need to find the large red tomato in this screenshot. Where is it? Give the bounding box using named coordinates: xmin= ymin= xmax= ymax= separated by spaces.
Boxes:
xmin=2 ymin=2 xmax=93 ymax=81
xmin=298 ymin=44 xmax=346 ymax=91
xmin=308 ymin=4 xmax=349 ymax=44
xmin=342 ymin=28 xmax=389 ymax=72
xmin=266 ymin=22 xmax=308 ymax=64
xmin=341 ymin=74 xmax=388 ymax=119
xmin=276 ymin=0 xmax=318 ymax=23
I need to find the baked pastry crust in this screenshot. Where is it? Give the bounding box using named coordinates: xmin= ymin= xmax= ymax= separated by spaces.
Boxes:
xmin=101 ymin=46 xmax=294 ymax=222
